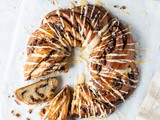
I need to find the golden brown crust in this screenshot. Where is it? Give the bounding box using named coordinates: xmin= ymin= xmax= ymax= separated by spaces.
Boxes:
xmin=39 ymin=86 xmax=71 ymax=120
xmin=15 ymin=78 xmax=58 ymax=105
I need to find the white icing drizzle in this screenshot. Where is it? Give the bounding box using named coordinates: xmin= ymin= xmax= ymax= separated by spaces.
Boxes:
xmin=80 ymin=6 xmax=84 ymax=19
xmin=28 ymin=43 xmax=70 ymax=57
xmin=56 ymin=9 xmax=65 ymax=28
xmin=43 ymin=18 xmax=69 ymax=47
xmin=80 ymin=5 xmax=88 ymax=37
xmin=31 ymin=53 xmax=47 ymax=58
xmin=41 ymin=87 xmax=68 ymax=120
xmin=92 ymin=78 xmax=104 ymax=88
xmin=116 ymin=42 xmax=135 ymax=47
xmin=92 ymin=11 xmax=100 ymax=25
xmin=116 ymin=32 xmax=131 ymax=39
xmin=31 ymin=68 xmax=46 ymax=75
xmin=38 ymin=28 xmax=54 ymax=37
xmin=90 ymin=86 xmax=115 ymax=108
xmin=105 ymin=18 xmax=118 ymax=34
xmin=97 ymin=91 xmax=115 ymax=108
xmin=41 ymin=110 xmax=49 ymax=120
xmin=85 ymin=34 xmax=101 ymax=54
xmin=106 ymin=59 xmax=133 ymax=63
xmin=100 ymin=18 xmax=120 ymax=41
xmin=50 ymin=54 xmax=70 ymax=57
xmin=51 ymin=96 xmax=67 ymax=116
xmin=100 ymin=77 xmax=125 ymax=102
xmin=91 ymin=99 xmax=96 ymax=117
xmin=39 ymin=62 xmax=51 ymax=67
xmin=80 ymin=85 xmax=91 ymax=118
xmin=116 ymin=49 xmax=136 ymax=51
xmin=90 ymin=79 xmax=117 ymax=100
xmin=90 ymin=5 xmax=96 ymax=19
xmin=114 ymin=69 xmax=138 ymax=83
xmin=98 ymin=22 xmax=109 ymax=36
xmin=79 ymin=99 xmax=82 ymax=118
xmin=106 ymin=53 xmax=127 ymax=57
xmin=119 ymin=90 xmax=128 ymax=94
xmin=90 ymin=69 xmax=99 ymax=74
xmin=83 ymin=30 xmax=92 ymax=46
xmin=25 ymin=62 xmax=38 ymax=65
xmin=100 ymin=11 xmax=109 ymax=22
xmin=27 ymin=45 xmax=53 ymax=50
xmin=73 ymin=86 xmax=80 ymax=112
xmin=65 ymin=32 xmax=72 ymax=45
xmin=92 ymin=44 xmax=106 ymax=52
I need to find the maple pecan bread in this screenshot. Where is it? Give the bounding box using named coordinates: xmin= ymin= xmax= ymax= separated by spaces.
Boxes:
xmin=23 ymin=3 xmax=139 ymax=119
xmin=15 ymin=77 xmax=58 ymax=105
xmin=39 ymin=86 xmax=71 ymax=120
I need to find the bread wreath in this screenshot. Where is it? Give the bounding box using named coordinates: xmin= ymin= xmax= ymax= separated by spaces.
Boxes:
xmin=24 ymin=4 xmax=138 ymax=118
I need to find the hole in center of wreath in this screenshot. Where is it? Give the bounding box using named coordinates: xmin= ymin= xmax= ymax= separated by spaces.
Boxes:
xmin=69 ymin=47 xmax=91 ymax=83
xmin=44 ymin=47 xmax=91 ymax=93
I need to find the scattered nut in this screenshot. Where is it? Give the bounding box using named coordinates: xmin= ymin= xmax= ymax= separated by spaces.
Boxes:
xmin=15 ymin=113 xmax=21 ymax=117
xmin=14 ymin=99 xmax=21 ymax=105
xmin=28 ymin=109 xmax=33 ymax=114
xmin=113 ymin=5 xmax=119 ymax=8
xmin=120 ymin=6 xmax=127 ymax=9
xmin=11 ymin=110 xmax=14 ymax=114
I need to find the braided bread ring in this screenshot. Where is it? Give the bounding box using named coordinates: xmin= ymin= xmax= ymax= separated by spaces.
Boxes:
xmin=24 ymin=4 xmax=138 ymax=119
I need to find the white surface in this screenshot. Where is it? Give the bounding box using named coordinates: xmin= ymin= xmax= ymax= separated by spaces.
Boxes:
xmin=0 ymin=0 xmax=22 ymax=87
xmin=1 ymin=0 xmax=160 ymax=120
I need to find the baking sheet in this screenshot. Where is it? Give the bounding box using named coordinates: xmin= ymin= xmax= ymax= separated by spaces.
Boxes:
xmin=1 ymin=0 xmax=160 ymax=119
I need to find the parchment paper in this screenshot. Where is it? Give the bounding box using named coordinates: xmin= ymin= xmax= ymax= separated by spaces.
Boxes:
xmin=1 ymin=0 xmax=160 ymax=120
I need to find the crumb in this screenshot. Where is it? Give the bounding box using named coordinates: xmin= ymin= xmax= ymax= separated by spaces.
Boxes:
xmin=28 ymin=109 xmax=33 ymax=114
xmin=14 ymin=99 xmax=21 ymax=105
xmin=12 ymin=95 xmax=14 ymax=98
xmin=69 ymin=2 xmax=75 ymax=9
xmin=75 ymin=1 xmax=77 ymax=3
xmin=11 ymin=110 xmax=21 ymax=118
xmin=8 ymin=95 xmax=10 ymax=98
xmin=53 ymin=1 xmax=59 ymax=6
xmin=120 ymin=6 xmax=127 ymax=10
xmin=113 ymin=5 xmax=119 ymax=8
xmin=120 ymin=10 xmax=129 ymax=16
xmin=95 ymin=0 xmax=102 ymax=6
xmin=26 ymin=118 xmax=30 ymax=120
xmin=128 ymin=24 xmax=133 ymax=28
xmin=11 ymin=110 xmax=14 ymax=114
xmin=15 ymin=113 xmax=21 ymax=117
xmin=52 ymin=1 xmax=55 ymax=5
xmin=78 ymin=0 xmax=88 ymax=6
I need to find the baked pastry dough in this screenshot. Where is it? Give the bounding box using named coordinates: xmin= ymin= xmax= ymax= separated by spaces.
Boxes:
xmin=23 ymin=3 xmax=139 ymax=119
xmin=70 ymin=83 xmax=115 ymax=118
xmin=39 ymin=86 xmax=71 ymax=120
xmin=15 ymin=77 xmax=58 ymax=105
